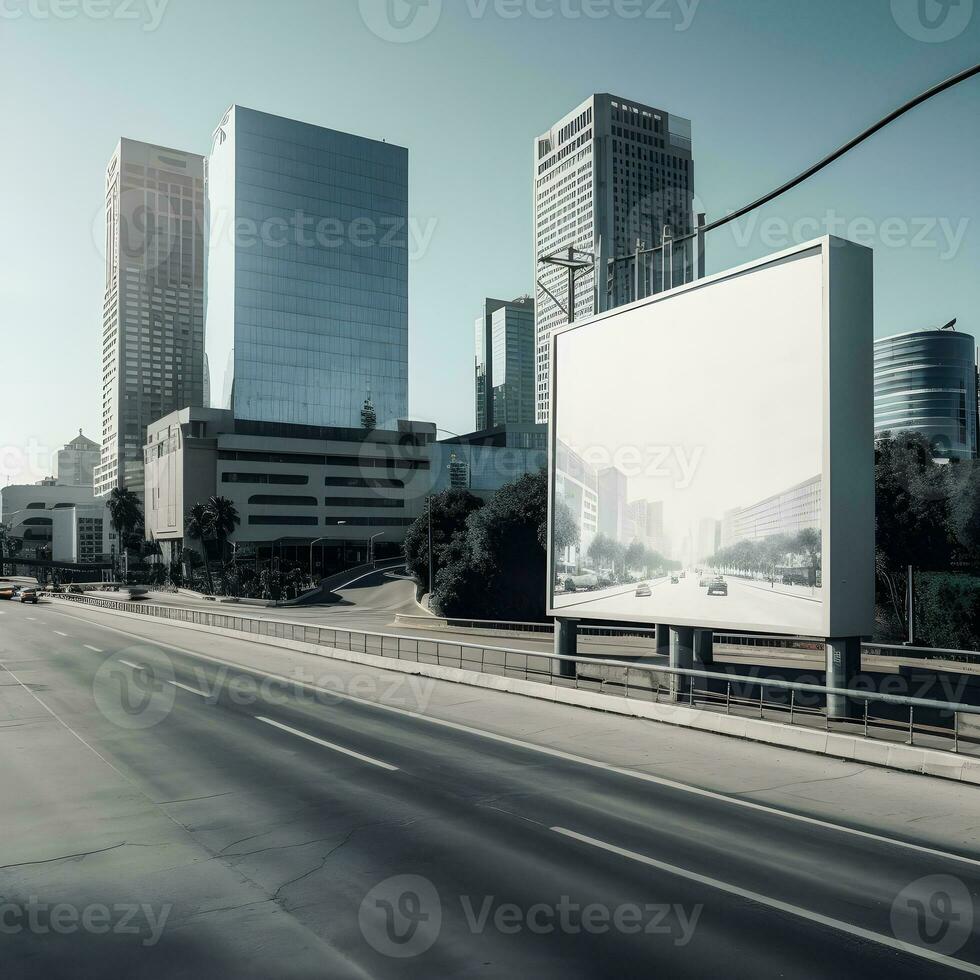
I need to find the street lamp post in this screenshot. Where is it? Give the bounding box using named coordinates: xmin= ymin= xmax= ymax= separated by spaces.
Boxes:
xmin=368 ymin=531 xmax=385 ymax=564
xmin=309 ymin=536 xmax=329 ymax=579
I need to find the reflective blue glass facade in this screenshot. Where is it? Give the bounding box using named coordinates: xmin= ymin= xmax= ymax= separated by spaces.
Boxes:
xmin=874 ymin=330 xmax=978 ymax=459
xmin=206 ymin=106 xmax=408 ymax=429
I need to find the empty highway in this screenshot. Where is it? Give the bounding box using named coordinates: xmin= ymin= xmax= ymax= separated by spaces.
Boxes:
xmin=2 ymin=597 xmax=980 ymax=977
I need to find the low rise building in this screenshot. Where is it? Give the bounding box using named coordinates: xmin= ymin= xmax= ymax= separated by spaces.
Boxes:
xmin=144 ymin=410 xmax=548 ymax=576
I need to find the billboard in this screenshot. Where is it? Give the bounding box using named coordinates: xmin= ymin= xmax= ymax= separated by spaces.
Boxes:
xmin=548 ymin=237 xmax=874 ymax=637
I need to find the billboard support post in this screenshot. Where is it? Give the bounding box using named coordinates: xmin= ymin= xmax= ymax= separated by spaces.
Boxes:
xmin=554 ymin=617 xmax=578 ymax=679
xmin=825 ymin=637 xmax=861 ymax=719
xmin=655 ymin=625 xmax=670 ymax=659
xmin=669 ymin=626 xmax=695 ymax=701
xmin=693 ymin=628 xmax=714 ymax=668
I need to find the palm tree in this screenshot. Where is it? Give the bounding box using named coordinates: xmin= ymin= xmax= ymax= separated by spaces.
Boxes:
xmin=105 ymin=487 xmax=143 ymax=580
xmin=206 ymin=496 xmax=240 ymax=564
xmin=185 ymin=502 xmax=215 ymax=595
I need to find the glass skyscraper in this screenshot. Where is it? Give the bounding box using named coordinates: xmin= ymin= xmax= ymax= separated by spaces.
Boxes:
xmin=474 ymin=296 xmax=535 ymax=430
xmin=206 ymin=106 xmax=408 ymax=429
xmin=874 ymin=328 xmax=978 ymax=459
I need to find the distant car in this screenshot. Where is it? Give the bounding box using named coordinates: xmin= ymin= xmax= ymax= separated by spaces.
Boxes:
xmin=707 ymin=577 xmax=728 ymax=597
xmin=17 ymin=587 xmax=39 ymax=604
xmin=0 ymin=586 xmax=17 ymax=600
xmin=635 ymin=583 xmax=652 ymax=597
xmin=670 ymin=575 xmax=679 ymax=585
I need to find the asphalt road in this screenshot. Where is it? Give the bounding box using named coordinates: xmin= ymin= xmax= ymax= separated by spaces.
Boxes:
xmin=555 ymin=572 xmax=825 ymax=634
xmin=2 ymin=598 xmax=980 ymax=977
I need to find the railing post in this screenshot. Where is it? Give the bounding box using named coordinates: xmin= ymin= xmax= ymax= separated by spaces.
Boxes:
xmin=725 ymin=681 xmax=731 ymax=715
xmin=954 ymin=711 xmax=959 ymax=753
xmin=624 ymin=666 xmax=630 ymax=699
xmin=908 ymin=705 xmax=914 ymax=746
xmin=863 ymin=698 xmax=869 ymax=738
xmin=789 ymin=689 xmax=795 ymax=725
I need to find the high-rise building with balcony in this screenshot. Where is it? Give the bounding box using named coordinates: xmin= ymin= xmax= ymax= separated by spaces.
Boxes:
xmin=474 ymin=296 xmax=535 ymax=431
xmin=874 ymin=328 xmax=978 ymax=460
xmin=94 ymin=139 xmax=206 ymax=498
xmin=533 ymin=94 xmax=695 ymax=421
xmin=205 ymin=106 xmax=408 ymax=430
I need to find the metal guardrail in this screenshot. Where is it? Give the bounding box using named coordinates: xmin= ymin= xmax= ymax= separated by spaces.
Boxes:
xmin=55 ymin=591 xmax=980 ymax=756
xmin=395 ymin=613 xmax=980 ymax=662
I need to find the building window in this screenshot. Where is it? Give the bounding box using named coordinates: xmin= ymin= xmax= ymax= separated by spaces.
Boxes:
xmin=248 ymin=495 xmax=318 ymax=506
xmin=247 ymin=515 xmax=318 ymax=526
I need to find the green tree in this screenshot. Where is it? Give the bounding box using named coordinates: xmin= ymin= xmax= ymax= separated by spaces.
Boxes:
xmin=403 ymin=488 xmax=484 ymax=596
xmin=433 ymin=470 xmax=552 ymax=621
xmin=875 ymin=432 xmax=952 ymax=631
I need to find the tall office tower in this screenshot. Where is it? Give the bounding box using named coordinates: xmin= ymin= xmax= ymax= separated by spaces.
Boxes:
xmin=533 ymin=94 xmax=695 ymax=421
xmin=874 ymin=327 xmax=978 ymax=460
xmin=56 ymin=430 xmax=100 ymax=486
xmin=474 ymin=296 xmax=535 ymax=430
xmin=206 ymin=106 xmax=408 ymax=429
xmin=94 ymin=139 xmax=206 ymax=498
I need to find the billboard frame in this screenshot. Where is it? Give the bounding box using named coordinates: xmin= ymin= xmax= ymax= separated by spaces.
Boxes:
xmin=546 ymin=236 xmax=874 ymax=638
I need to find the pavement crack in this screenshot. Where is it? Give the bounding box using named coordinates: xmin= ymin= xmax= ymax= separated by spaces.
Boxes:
xmin=157 ymin=791 xmax=237 ymax=806
xmin=0 ymin=841 xmax=127 ymax=873
xmin=738 ymin=767 xmax=871 ymax=795
xmin=272 ymin=828 xmax=359 ymax=905
xmin=227 ymin=835 xmax=344 ymax=859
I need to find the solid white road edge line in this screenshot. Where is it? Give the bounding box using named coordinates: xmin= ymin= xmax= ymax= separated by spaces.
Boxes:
xmin=254 ymin=715 xmax=398 ymax=771
xmin=552 ymin=827 xmax=980 ymax=976
xmin=52 ymin=602 xmax=980 ymax=870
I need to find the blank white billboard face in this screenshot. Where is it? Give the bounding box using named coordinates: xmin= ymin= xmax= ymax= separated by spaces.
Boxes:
xmin=550 ymin=245 xmax=835 ymax=635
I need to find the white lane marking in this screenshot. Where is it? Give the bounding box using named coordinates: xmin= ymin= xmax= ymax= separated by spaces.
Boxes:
xmin=83 ymin=645 xmax=103 ymax=653
xmin=553 ymin=827 xmax=980 ymax=976
xmin=166 ymin=679 xmax=210 ymax=699
xmin=118 ymin=659 xmax=144 ymax=671
xmin=52 ymin=631 xmax=70 ymax=637
xmin=255 ymin=715 xmax=398 ymax=771
xmin=48 ymin=604 xmax=980 ymax=871
xmin=25 ymin=616 xmax=37 ymax=621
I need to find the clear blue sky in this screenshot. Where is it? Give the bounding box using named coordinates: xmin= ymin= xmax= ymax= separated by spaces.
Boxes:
xmin=1 ymin=0 xmax=977 ymax=485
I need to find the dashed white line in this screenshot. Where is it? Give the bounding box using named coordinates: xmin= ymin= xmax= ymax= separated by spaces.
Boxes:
xmin=255 ymin=716 xmax=398 ymax=771
xmin=552 ymin=827 xmax=980 ymax=976
xmin=83 ymin=645 xmax=103 ymax=653
xmin=166 ymin=679 xmax=210 ymax=699
xmin=52 ymin=631 xmax=70 ymax=637
xmin=118 ymin=659 xmax=143 ymax=671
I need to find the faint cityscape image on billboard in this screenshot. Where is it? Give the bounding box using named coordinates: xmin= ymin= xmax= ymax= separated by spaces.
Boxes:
xmin=551 ymin=249 xmax=825 ymax=634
